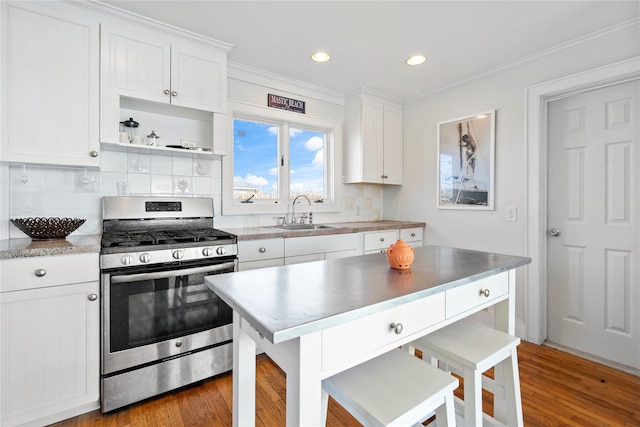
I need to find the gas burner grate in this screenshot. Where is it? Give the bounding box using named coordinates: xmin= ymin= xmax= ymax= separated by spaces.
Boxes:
xmin=101 ymin=228 xmax=236 ymax=249
xmin=101 ymin=232 xmax=155 ymax=248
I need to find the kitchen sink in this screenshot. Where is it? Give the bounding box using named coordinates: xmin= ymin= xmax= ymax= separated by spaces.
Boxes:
xmin=269 ymin=224 xmax=339 ymax=231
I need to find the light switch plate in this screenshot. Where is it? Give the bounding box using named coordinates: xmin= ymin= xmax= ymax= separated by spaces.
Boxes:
xmin=506 ymin=206 xmax=517 ymax=222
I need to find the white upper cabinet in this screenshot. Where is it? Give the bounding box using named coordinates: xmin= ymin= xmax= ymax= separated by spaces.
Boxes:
xmin=1 ymin=2 xmax=100 ymax=167
xmin=101 ymin=25 xmax=227 ymax=113
xmin=344 ymin=89 xmax=403 ymax=185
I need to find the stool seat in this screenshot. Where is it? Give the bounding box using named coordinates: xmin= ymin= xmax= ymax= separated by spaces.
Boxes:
xmin=322 ymin=348 xmax=458 ymax=427
xmin=409 ymin=320 xmax=523 ymax=427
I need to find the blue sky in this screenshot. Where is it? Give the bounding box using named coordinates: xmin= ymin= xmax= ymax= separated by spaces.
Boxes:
xmin=233 ymin=119 xmax=324 ymax=197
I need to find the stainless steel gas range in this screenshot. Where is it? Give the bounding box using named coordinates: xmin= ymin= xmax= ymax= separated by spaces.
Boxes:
xmin=99 ymin=196 xmax=237 ymax=412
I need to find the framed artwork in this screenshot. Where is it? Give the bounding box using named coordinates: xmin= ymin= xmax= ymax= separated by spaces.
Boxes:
xmin=437 ymin=110 xmax=495 ymax=210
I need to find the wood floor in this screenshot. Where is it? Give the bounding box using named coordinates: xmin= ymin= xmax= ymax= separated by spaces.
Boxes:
xmin=51 ymin=341 xmax=640 ymax=427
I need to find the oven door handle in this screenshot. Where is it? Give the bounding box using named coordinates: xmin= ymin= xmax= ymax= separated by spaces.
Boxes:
xmin=110 ymin=262 xmax=236 ymax=283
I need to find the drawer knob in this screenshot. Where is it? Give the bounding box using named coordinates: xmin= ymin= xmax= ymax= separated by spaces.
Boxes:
xmin=380 ymin=237 xmax=385 ymax=242
xmin=389 ymin=322 xmax=403 ymax=335
xmin=480 ymin=289 xmax=491 ymax=297
xmin=88 ymin=294 xmax=98 ymax=301
xmin=259 ymin=247 xmax=266 ymax=253
xmin=34 ymin=269 xmax=46 ymax=277
xmin=411 ymin=232 xmax=416 ymax=237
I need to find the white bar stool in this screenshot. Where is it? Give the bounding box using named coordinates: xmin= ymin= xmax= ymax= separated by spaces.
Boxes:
xmin=321 ymin=348 xmax=458 ymax=427
xmin=408 ymin=319 xmax=523 ymax=427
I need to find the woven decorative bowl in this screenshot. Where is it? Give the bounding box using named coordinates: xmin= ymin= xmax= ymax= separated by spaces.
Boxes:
xmin=11 ymin=217 xmax=86 ymax=240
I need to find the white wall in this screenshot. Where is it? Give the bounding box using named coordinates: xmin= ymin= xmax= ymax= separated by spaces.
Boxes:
xmin=384 ymin=20 xmax=640 ymax=336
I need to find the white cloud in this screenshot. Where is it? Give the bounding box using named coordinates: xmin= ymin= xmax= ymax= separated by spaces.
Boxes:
xmin=267 ymin=126 xmax=278 ymax=136
xmin=245 ymin=173 xmax=268 ymax=187
xmin=290 ymin=183 xmax=305 ymax=193
xmin=312 ymin=149 xmax=324 ymax=168
xmin=290 ymin=128 xmax=303 ymax=137
xmin=305 ymin=136 xmax=323 ymax=152
xmin=269 ymin=167 xmax=278 ymax=175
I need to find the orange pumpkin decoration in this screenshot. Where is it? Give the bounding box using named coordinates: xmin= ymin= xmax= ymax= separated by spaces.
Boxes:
xmin=386 ymin=239 xmax=414 ymax=270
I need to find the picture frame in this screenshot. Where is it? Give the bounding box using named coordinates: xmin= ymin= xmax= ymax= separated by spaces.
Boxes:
xmin=437 ymin=110 xmax=495 ymax=210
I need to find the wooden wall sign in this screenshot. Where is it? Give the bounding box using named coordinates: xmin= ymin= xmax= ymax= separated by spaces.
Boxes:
xmin=268 ymin=93 xmax=305 ymax=114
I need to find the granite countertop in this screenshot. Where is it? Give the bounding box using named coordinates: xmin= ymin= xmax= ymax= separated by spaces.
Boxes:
xmin=0 ymin=235 xmax=102 ymax=259
xmin=220 ymin=220 xmax=426 ymax=241
xmin=0 ymin=221 xmax=425 ymax=258
xmin=207 ymin=246 xmax=531 ymax=344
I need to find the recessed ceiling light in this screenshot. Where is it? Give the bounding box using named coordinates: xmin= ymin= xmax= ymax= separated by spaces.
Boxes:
xmin=406 ymin=55 xmax=426 ymax=66
xmin=311 ymin=51 xmax=331 ymax=63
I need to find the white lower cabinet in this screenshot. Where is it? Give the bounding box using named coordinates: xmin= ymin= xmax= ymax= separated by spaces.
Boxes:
xmin=400 ymin=227 xmax=424 ymax=247
xmin=363 ymin=230 xmax=399 ymax=254
xmin=0 ymin=254 xmax=99 ymax=427
xmin=238 ymin=238 xmax=284 ymax=271
xmin=284 ymin=234 xmax=359 ymax=265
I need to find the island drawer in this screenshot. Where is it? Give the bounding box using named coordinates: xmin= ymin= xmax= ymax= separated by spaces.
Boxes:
xmin=321 ymin=292 xmax=445 ymax=372
xmin=0 ymin=253 xmax=99 ymax=293
xmin=445 ymin=271 xmax=508 ymax=318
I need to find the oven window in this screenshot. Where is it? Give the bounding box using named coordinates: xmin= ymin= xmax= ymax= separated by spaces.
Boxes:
xmin=109 ymin=267 xmax=233 ymax=352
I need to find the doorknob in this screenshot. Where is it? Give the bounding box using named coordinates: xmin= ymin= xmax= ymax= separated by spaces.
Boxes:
xmin=549 ymin=228 xmax=561 ymax=237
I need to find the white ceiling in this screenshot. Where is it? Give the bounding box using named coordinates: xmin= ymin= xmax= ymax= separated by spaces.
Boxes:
xmin=102 ymin=1 xmax=639 ymax=100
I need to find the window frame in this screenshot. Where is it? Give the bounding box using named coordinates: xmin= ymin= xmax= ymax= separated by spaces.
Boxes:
xmin=222 ymin=101 xmax=342 ymax=216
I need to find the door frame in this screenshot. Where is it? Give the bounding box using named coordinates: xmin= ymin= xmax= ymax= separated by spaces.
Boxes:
xmin=525 ymin=57 xmax=640 ymax=344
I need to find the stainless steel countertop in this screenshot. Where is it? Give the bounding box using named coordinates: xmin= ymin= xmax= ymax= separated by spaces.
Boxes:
xmin=206 ymin=245 xmax=531 ymax=344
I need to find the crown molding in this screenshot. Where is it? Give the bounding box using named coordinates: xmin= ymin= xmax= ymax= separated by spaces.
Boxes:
xmin=413 ymin=17 xmax=640 ymax=100
xmin=228 ymin=62 xmax=344 ymax=106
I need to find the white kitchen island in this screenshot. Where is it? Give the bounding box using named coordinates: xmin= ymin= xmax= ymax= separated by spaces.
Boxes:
xmin=206 ymin=245 xmax=530 ymax=426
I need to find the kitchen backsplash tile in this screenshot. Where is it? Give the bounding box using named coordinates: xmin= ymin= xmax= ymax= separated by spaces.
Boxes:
xmin=43 ymin=168 xmax=75 ymax=192
xmin=173 ymin=156 xmax=193 ymax=176
xmin=128 ymin=173 xmax=151 ymax=194
xmin=150 ymin=175 xmax=173 ymax=195
xmin=151 ymin=154 xmax=173 ymax=174
xmin=100 ymin=150 xmax=128 ymax=172
xmin=173 ymin=176 xmax=192 ymax=195
xmin=7 ymin=152 xmax=383 ymax=238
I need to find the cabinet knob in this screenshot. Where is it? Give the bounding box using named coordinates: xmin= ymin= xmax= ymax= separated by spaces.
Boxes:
xmin=479 ymin=289 xmax=491 ymax=298
xmin=171 ymin=91 xmax=178 ymax=97
xmin=411 ymin=232 xmax=416 ymax=237
xmin=380 ymin=237 xmax=385 ymax=242
xmin=259 ymin=247 xmax=266 ymax=253
xmin=389 ymin=322 xmax=403 ymax=335
xmin=88 ymin=294 xmax=98 ymax=301
xmin=164 ymin=89 xmax=170 ymax=95
xmin=34 ymin=268 xmax=46 ymax=277
xmin=89 ymin=151 xmax=98 ymax=157
xmin=175 ymin=340 xmax=183 ymax=348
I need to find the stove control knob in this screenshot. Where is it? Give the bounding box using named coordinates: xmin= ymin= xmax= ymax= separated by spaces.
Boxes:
xmin=172 ymin=249 xmax=184 ymax=260
xmin=216 ymin=246 xmax=227 ymax=256
xmin=120 ymin=254 xmax=134 ymax=266
xmin=202 ymin=247 xmax=214 ymax=257
xmin=139 ymin=253 xmax=152 ymax=263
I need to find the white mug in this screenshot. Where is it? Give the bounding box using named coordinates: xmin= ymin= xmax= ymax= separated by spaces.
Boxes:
xmin=119 ymin=132 xmax=130 ymax=143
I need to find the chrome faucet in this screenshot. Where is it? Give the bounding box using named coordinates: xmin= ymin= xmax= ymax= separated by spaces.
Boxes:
xmin=291 ymin=195 xmax=311 ymax=224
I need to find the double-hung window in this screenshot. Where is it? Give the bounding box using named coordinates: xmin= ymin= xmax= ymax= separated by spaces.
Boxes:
xmin=222 ymin=102 xmax=341 ymax=216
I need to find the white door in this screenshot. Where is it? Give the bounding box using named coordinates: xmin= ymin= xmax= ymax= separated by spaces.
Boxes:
xmin=547 ymin=79 xmax=639 ymax=369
